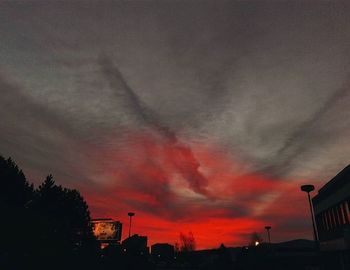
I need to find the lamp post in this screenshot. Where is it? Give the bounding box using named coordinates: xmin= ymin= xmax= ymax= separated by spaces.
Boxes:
xmin=128 ymin=212 xmax=135 ymax=238
xmin=300 ymin=184 xmax=318 ymax=242
xmin=265 ymin=226 xmax=271 ymax=243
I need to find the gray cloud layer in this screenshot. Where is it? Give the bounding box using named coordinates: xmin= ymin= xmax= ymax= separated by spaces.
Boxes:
xmin=1 ymin=2 xmax=350 ymax=192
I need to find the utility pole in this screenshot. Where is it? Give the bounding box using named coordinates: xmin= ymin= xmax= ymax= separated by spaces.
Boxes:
xmin=127 ymin=212 xmax=135 ymax=238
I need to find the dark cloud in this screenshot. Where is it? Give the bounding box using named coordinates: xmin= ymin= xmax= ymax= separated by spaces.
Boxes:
xmin=99 ymin=56 xmax=176 ymax=140
xmin=99 ymin=56 xmax=212 ymax=198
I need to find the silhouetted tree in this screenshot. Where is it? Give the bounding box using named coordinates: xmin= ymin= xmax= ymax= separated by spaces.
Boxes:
xmin=174 ymin=241 xmax=180 ymax=254
xmin=0 ymin=156 xmax=33 ymax=206
xmin=0 ymin=156 xmax=35 ymax=268
xmin=33 ymin=174 xmax=99 ymax=268
xmin=0 ymin=155 xmax=99 ymax=269
xmin=179 ymin=231 xmax=196 ymax=252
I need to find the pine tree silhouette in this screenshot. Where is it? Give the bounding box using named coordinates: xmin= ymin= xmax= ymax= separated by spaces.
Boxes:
xmin=0 ymin=155 xmax=99 ymax=269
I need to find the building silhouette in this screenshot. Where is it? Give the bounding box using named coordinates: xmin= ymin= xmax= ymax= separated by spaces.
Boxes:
xmin=313 ymin=165 xmax=350 ymax=269
xmin=122 ymin=234 xmax=149 ymax=255
xmin=151 ymin=243 xmax=174 ymax=261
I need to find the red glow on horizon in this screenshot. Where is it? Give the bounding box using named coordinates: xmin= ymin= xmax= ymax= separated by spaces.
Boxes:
xmin=79 ymin=129 xmax=320 ymax=249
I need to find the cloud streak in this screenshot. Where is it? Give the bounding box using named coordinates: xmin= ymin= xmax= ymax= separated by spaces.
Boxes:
xmin=260 ymin=79 xmax=350 ymax=177
xmin=99 ymin=56 xmax=212 ymax=198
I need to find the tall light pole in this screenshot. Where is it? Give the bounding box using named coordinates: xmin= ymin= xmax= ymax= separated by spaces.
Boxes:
xmin=265 ymin=226 xmax=271 ymax=243
xmin=300 ymin=184 xmax=318 ymax=242
xmin=128 ymin=212 xmax=135 ymax=238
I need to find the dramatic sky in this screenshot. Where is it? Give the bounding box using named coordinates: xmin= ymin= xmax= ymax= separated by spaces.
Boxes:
xmin=1 ymin=1 xmax=350 ymax=249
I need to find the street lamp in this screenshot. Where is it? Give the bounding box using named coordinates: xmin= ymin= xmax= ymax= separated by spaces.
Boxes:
xmin=265 ymin=226 xmax=271 ymax=243
xmin=300 ymin=184 xmax=318 ymax=242
xmin=127 ymin=212 xmax=135 ymax=238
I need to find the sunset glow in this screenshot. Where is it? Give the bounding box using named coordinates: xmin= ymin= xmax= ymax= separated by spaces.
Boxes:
xmin=81 ymin=130 xmax=320 ymax=249
xmin=1 ymin=1 xmax=349 ymax=251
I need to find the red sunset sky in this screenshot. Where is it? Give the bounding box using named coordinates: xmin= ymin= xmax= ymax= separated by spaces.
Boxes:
xmin=1 ymin=1 xmax=350 ymax=249
xmin=80 ymin=130 xmax=322 ymax=249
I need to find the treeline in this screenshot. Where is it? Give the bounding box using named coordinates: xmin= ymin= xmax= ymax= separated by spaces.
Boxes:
xmin=0 ymin=155 xmax=99 ymax=269
xmin=0 ymin=155 xmax=234 ymax=270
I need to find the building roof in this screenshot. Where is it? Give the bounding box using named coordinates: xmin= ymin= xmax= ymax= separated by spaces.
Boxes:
xmin=313 ymin=164 xmax=350 ymax=204
xmin=152 ymin=243 xmax=174 ymax=247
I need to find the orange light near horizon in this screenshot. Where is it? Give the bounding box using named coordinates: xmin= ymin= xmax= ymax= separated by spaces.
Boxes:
xmin=80 ymin=129 xmax=321 ymax=249
xmin=91 ymin=219 xmax=122 ymax=241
